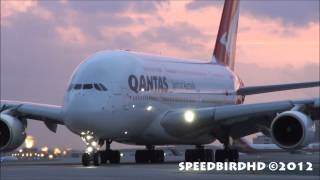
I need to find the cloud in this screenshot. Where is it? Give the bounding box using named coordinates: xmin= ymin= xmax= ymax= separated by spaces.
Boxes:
xmin=186 ymin=0 xmax=221 ymax=11
xmin=1 ymin=1 xmax=38 ymax=18
xmin=55 ymin=26 xmax=88 ymax=46
xmin=54 ymin=1 xmax=163 ymax=15
xmin=1 ymin=1 xmax=54 ymax=26
xmin=186 ymin=0 xmax=319 ymax=26
xmin=141 ymin=22 xmax=208 ymax=51
xmin=237 ymin=62 xmax=320 ymax=103
xmin=1 ymin=0 xmax=319 ymax=149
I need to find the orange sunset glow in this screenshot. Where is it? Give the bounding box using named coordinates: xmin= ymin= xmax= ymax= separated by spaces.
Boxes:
xmin=1 ymin=0 xmax=319 ymax=148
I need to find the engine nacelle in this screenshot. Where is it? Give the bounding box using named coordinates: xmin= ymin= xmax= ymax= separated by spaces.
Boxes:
xmin=0 ymin=113 xmax=26 ymax=152
xmin=271 ymin=111 xmax=315 ymax=150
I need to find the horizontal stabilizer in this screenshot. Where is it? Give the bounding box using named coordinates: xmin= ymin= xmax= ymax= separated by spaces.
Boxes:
xmin=237 ymin=81 xmax=320 ymax=96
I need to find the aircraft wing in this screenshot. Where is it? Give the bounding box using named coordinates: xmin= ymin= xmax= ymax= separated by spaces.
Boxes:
xmin=0 ymin=100 xmax=64 ymax=132
xmin=161 ymin=98 xmax=319 ymax=140
xmin=237 ymin=81 xmax=320 ymax=96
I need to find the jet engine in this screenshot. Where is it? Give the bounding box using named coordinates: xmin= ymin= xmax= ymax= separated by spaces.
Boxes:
xmin=0 ymin=113 xmax=26 ymax=152
xmin=271 ymin=111 xmax=315 ymax=150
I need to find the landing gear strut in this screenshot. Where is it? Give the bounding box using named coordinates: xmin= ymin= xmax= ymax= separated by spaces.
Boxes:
xmin=100 ymin=140 xmax=121 ymax=164
xmin=185 ymin=145 xmax=213 ymax=162
xmin=135 ymin=145 xmax=165 ymax=163
xmin=215 ymin=138 xmax=239 ymax=162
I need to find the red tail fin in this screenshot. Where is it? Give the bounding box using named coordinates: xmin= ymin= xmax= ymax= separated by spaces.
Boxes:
xmin=212 ymin=0 xmax=240 ymax=70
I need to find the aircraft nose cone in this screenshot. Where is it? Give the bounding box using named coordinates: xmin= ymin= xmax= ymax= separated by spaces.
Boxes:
xmin=64 ymin=94 xmax=103 ymax=132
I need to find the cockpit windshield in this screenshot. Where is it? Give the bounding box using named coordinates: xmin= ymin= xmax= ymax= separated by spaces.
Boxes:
xmin=68 ymin=83 xmax=107 ymax=91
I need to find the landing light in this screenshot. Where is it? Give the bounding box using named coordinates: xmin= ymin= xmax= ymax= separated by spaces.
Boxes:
xmin=25 ymin=135 xmax=35 ymax=149
xmin=86 ymin=135 xmax=93 ymax=141
xmin=184 ymin=110 xmax=195 ymax=123
xmin=146 ymin=106 xmax=153 ymax=111
xmin=91 ymin=141 xmax=97 ymax=147
xmin=86 ymin=147 xmax=93 ymax=153
xmin=120 ymin=153 xmax=124 ymax=157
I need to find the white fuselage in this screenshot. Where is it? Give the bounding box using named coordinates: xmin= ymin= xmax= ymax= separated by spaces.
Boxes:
xmin=63 ymin=50 xmax=242 ymax=145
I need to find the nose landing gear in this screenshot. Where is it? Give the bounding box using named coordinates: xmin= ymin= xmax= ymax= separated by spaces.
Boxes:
xmin=80 ymin=131 xmax=102 ymax=166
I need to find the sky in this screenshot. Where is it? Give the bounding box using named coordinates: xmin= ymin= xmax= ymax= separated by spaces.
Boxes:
xmin=1 ymin=0 xmax=319 ymax=150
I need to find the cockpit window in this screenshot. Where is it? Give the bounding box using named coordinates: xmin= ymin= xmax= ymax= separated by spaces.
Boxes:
xmin=71 ymin=83 xmax=106 ymax=91
xmin=94 ymin=83 xmax=101 ymax=91
xmin=68 ymin=84 xmax=74 ymax=91
xmin=74 ymin=84 xmax=82 ymax=90
xmin=99 ymin=83 xmax=108 ymax=91
xmin=83 ymin=84 xmax=93 ymax=89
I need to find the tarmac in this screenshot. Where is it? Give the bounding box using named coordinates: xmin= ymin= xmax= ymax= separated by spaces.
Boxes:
xmin=1 ymin=151 xmax=319 ymax=180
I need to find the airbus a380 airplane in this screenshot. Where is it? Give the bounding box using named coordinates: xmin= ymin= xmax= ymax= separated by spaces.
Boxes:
xmin=1 ymin=0 xmax=319 ymax=166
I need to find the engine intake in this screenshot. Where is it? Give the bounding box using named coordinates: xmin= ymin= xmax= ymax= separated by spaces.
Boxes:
xmin=0 ymin=113 xmax=26 ymax=152
xmin=271 ymin=111 xmax=315 ymax=150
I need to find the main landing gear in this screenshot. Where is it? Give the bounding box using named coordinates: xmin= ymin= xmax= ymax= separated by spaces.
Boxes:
xmin=185 ymin=145 xmax=213 ymax=162
xmin=100 ymin=140 xmax=121 ymax=164
xmin=215 ymin=138 xmax=239 ymax=162
xmin=215 ymin=149 xmax=239 ymax=162
xmin=80 ymin=132 xmax=120 ymax=166
xmin=135 ymin=145 xmax=165 ymax=163
xmin=184 ymin=140 xmax=239 ymax=162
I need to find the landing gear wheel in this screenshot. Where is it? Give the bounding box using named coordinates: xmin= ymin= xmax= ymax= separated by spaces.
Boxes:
xmin=185 ymin=149 xmax=193 ymax=162
xmin=227 ymin=149 xmax=234 ymax=162
xmin=110 ymin=150 xmax=121 ymax=164
xmin=93 ymin=152 xmax=101 ymax=166
xmin=203 ymin=149 xmax=213 ymax=162
xmin=100 ymin=151 xmax=107 ymax=164
xmin=135 ymin=149 xmax=165 ymax=163
xmin=215 ymin=149 xmax=239 ymax=162
xmin=215 ymin=149 xmax=225 ymax=162
xmin=150 ymin=150 xmax=164 ymax=163
xmin=185 ymin=149 xmax=213 ymax=162
xmin=230 ymin=149 xmax=239 ymax=162
xmin=135 ymin=150 xmax=147 ymax=163
xmin=82 ymin=153 xmax=91 ymax=166
xmin=157 ymin=150 xmax=165 ymax=163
